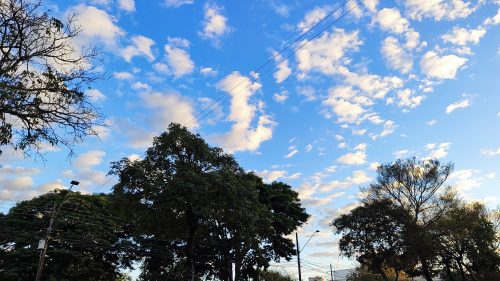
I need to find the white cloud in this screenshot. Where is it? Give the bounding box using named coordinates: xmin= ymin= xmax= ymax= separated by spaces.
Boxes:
xmin=118 ymin=0 xmax=135 ymax=12
xmin=140 ymin=91 xmax=198 ymax=130
xmin=284 ymin=146 xmax=299 ymax=158
xmin=163 ymin=0 xmax=193 ymax=8
xmin=427 ymin=119 xmax=437 ymax=126
xmin=296 ymin=29 xmax=361 ymax=77
xmin=425 ymin=142 xmax=451 ymax=159
xmin=74 ymin=150 xmax=106 ymax=168
xmin=86 ymin=89 xmax=106 ymax=102
xmin=394 ymin=149 xmax=409 ymax=158
xmin=69 ymin=5 xmax=124 ymax=48
xmin=373 ymin=8 xmax=410 ymax=34
xmin=450 ymin=169 xmax=483 ymax=191
xmin=364 ymin=0 xmax=379 ymax=13
xmin=322 ymin=86 xmax=367 ymax=123
xmin=273 ymin=90 xmax=288 ymax=103
xmin=212 ymin=72 xmax=276 ymax=152
xmin=120 ymin=35 xmax=155 ymax=62
xmin=113 ymin=71 xmax=133 ymax=80
xmin=297 ymin=85 xmax=317 ymax=101
xmin=255 ymin=169 xmax=301 ymax=183
xmin=305 ymin=144 xmax=313 ymax=152
xmin=484 ymin=8 xmax=500 ymax=25
xmin=446 ymin=97 xmax=471 ymax=113
xmin=405 ymin=0 xmax=476 ymax=21
xmin=442 ymin=26 xmax=486 ymax=46
xmin=273 ymin=52 xmax=292 ymax=83
xmin=199 ymin=3 xmax=232 ymax=46
xmin=397 ymin=89 xmax=425 ymax=108
xmin=481 ymin=147 xmax=500 ymax=157
xmin=318 ymin=170 xmax=371 ymax=192
xmin=337 ymin=144 xmax=367 ymax=165
xmin=200 ymin=67 xmax=218 ymax=77
xmin=165 ymin=39 xmax=195 ymax=77
xmin=297 ymin=6 xmax=329 ymax=33
xmin=381 ymin=37 xmax=413 ymax=73
xmin=420 ymin=51 xmax=467 ymax=80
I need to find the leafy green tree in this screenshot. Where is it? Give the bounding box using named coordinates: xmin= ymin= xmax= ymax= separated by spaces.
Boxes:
xmin=0 ymin=190 xmax=134 ymax=281
xmin=110 ymin=123 xmax=308 ymax=281
xmin=258 ymin=269 xmax=296 ymax=281
xmin=364 ymin=158 xmax=455 ymax=281
xmin=437 ymin=202 xmax=500 ymax=281
xmin=332 ymin=199 xmax=414 ymax=281
xmin=0 ymin=0 xmax=103 ymax=159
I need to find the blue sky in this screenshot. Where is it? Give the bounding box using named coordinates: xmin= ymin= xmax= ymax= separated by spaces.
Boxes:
xmin=1 ymin=0 xmax=500 ymax=278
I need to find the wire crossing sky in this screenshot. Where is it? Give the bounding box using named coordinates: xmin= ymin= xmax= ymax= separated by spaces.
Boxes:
xmin=1 ymin=0 xmax=500 ymax=278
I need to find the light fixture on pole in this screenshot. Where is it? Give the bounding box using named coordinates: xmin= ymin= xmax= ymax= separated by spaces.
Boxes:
xmin=296 ymin=230 xmax=320 ymax=281
xmin=35 ymin=180 xmax=79 ymax=281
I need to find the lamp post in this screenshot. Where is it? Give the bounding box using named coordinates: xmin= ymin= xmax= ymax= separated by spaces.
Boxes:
xmin=35 ymin=180 xmax=79 ymax=281
xmin=296 ymin=230 xmax=320 ymax=281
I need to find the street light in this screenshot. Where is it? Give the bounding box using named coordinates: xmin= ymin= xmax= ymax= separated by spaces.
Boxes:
xmin=296 ymin=230 xmax=320 ymax=281
xmin=35 ymin=180 xmax=79 ymax=281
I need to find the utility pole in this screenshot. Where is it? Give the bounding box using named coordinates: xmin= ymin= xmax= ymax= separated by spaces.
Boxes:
xmin=330 ymin=264 xmax=334 ymax=281
xmin=35 ymin=180 xmax=79 ymax=281
xmin=296 ymin=232 xmax=302 ymax=281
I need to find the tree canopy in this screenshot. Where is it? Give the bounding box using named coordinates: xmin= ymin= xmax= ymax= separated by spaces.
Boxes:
xmin=0 ymin=190 xmax=134 ymax=281
xmin=0 ymin=0 xmax=103 ymax=159
xmin=110 ymin=123 xmax=308 ymax=281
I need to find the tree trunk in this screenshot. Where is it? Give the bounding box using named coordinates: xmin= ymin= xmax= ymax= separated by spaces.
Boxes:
xmin=456 ymin=258 xmax=466 ymax=281
xmin=420 ymin=258 xmax=433 ymax=281
xmin=378 ymin=266 xmax=389 ymax=281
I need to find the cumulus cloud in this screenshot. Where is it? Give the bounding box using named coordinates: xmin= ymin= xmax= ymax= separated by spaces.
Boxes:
xmin=297 ymin=6 xmax=329 ymax=33
xmin=85 ymin=89 xmax=106 ymax=102
xmin=118 ymin=0 xmax=135 ymax=12
xmin=74 ymin=150 xmax=106 ymax=168
xmin=199 ymin=3 xmax=232 ymax=46
xmin=113 ymin=71 xmax=134 ymax=80
xmin=200 ymin=67 xmax=218 ymax=77
xmin=381 ymin=36 xmax=413 ymax=73
xmin=442 ymin=26 xmax=486 ymax=46
xmin=120 ymin=35 xmax=155 ymax=62
xmin=405 ymin=0 xmax=476 ymax=21
xmin=373 ymin=8 xmax=410 ymax=34
xmin=323 ymin=86 xmax=367 ymax=124
xmin=484 ymin=8 xmax=500 ymax=25
xmin=273 ymin=90 xmax=288 ymax=103
xmin=297 ymin=85 xmax=317 ymax=101
xmin=212 ymin=72 xmax=276 ymax=152
xmin=273 ymin=51 xmax=292 ymax=83
xmin=397 ymin=89 xmax=425 ymax=108
xmin=255 ymin=169 xmax=301 ymax=183
xmin=446 ymin=97 xmax=472 ymax=113
xmin=69 ymin=5 xmax=124 ymax=48
xmin=337 ymin=143 xmax=367 ymax=165
xmin=164 ymin=38 xmax=195 ymax=77
xmin=425 ymin=142 xmax=451 ymax=159
xmin=140 ymin=91 xmax=198 ymax=130
xmin=318 ymin=170 xmax=371 ymax=192
xmin=420 ymin=51 xmax=467 ymax=80
xmin=295 ymin=29 xmax=361 ymax=77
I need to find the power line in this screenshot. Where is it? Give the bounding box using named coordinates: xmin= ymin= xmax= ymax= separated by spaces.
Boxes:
xmin=183 ymin=0 xmax=364 ymax=128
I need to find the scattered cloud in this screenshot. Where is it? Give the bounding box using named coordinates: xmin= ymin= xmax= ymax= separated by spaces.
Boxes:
xmin=164 ymin=38 xmax=195 ymax=77
xmin=199 ymin=3 xmax=233 ymax=46
xmin=446 ymin=97 xmax=472 ymax=114
xmin=74 ymin=150 xmax=106 ymax=168
xmin=297 ymin=6 xmax=329 ymax=33
xmin=373 ymin=8 xmax=410 ymax=34
xmin=442 ymin=26 xmax=486 ymax=46
xmin=405 ymin=0 xmax=476 ymax=21
xmin=420 ymin=51 xmax=467 ymax=80
xmin=120 ymin=35 xmax=155 ymax=62
xmin=424 ymin=142 xmax=451 ymax=159
xmin=481 ymin=147 xmax=500 ymax=157
xmin=337 ymin=143 xmax=367 ymax=165
xmin=273 ymin=90 xmax=288 ymax=103
xmin=139 ymin=91 xmax=198 ymax=130
xmin=273 ymin=51 xmax=292 ymax=83
xmin=212 ymin=72 xmax=276 ymax=152
xmin=284 ymin=145 xmax=299 ymax=158
xmin=381 ymin=36 xmax=413 ymax=73
xmin=163 ymin=0 xmax=193 ymax=8
xmin=118 ymin=0 xmax=135 ymax=12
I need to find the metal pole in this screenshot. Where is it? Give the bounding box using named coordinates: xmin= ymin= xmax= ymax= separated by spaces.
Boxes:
xmin=296 ymin=232 xmax=302 ymax=281
xmin=35 ymin=181 xmax=79 ymax=281
xmin=330 ymin=264 xmax=334 ymax=281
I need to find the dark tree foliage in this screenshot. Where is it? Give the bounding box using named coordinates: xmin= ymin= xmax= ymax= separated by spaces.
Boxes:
xmin=364 ymin=158 xmax=455 ymax=281
xmin=0 ymin=190 xmax=134 ymax=281
xmin=0 ymin=0 xmax=103 ymax=159
xmin=258 ymin=269 xmax=296 ymax=281
xmin=110 ymin=123 xmax=308 ymax=281
xmin=437 ymin=202 xmax=500 ymax=281
xmin=332 ymin=200 xmax=414 ymax=281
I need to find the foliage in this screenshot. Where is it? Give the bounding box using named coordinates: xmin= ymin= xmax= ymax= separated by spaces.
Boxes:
xmin=0 ymin=190 xmax=134 ymax=281
xmin=363 ymin=158 xmax=455 ymax=280
xmin=332 ymin=200 xmax=414 ymax=281
xmin=346 ymin=266 xmax=410 ymax=281
xmin=110 ymin=123 xmax=308 ymax=281
xmin=0 ymin=0 xmax=103 ymax=159
xmin=258 ymin=269 xmax=296 ymax=281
